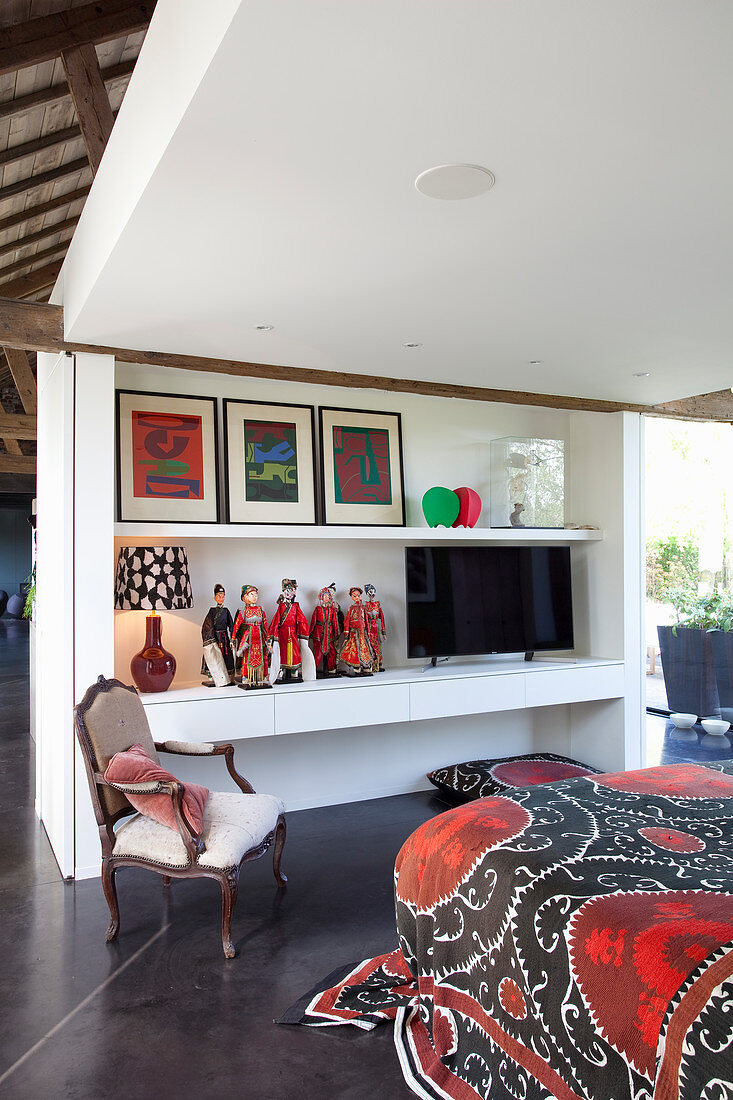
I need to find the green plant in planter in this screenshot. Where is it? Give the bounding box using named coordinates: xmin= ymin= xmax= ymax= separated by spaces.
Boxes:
xmin=23 ymin=567 xmax=36 ymax=620
xmin=668 ymin=587 xmax=733 ymax=633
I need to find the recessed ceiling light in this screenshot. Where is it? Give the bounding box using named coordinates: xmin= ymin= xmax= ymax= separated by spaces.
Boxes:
xmin=415 ymin=164 xmax=495 ymax=200
xmin=254 ymin=323 xmax=274 ymax=331
xmin=632 ymin=371 xmax=650 ymax=378
xmin=402 ymin=342 xmax=422 ymax=349
xmin=529 ymin=360 xmax=544 ymax=365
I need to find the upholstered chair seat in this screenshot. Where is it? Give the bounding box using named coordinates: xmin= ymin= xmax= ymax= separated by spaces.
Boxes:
xmin=113 ymin=791 xmax=285 ymax=870
xmin=74 ymin=675 xmax=287 ymax=958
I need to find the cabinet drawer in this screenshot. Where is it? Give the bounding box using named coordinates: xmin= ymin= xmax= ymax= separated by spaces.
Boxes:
xmin=275 ymin=682 xmax=410 ymax=735
xmin=524 ymin=664 xmax=624 ymax=708
xmin=145 ymin=691 xmax=275 ymax=742
xmin=409 ymin=674 xmax=525 ymax=722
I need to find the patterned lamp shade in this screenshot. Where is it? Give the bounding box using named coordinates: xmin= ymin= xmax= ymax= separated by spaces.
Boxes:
xmin=114 ymin=546 xmax=193 ymax=611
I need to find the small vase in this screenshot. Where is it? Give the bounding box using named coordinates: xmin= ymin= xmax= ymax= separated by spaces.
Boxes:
xmin=130 ymin=613 xmax=176 ymax=693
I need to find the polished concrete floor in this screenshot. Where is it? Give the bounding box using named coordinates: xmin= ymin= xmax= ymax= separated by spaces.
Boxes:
xmin=2 ymin=624 xmax=731 ymax=1100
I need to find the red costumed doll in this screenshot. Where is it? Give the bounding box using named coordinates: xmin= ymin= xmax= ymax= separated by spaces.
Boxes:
xmin=232 ymin=584 xmax=272 ymax=689
xmin=269 ymin=578 xmax=309 ymax=683
xmin=339 ymin=587 xmax=374 ymax=675
xmin=309 ymin=583 xmax=342 ymax=677
xmin=363 ymin=582 xmax=386 ymax=672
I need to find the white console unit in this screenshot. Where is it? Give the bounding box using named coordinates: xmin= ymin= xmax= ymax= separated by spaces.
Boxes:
xmin=142 ymin=657 xmax=625 ymax=741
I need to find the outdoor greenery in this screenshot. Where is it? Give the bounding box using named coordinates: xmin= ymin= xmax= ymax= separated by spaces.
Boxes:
xmin=23 ymin=566 xmax=35 ymax=620
xmin=667 ymin=587 xmax=733 ymax=633
xmin=646 ymin=534 xmax=699 ymax=602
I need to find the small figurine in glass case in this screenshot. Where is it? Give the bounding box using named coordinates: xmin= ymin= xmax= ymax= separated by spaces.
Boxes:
xmin=363 ymin=582 xmax=386 ymax=672
xmin=268 ymin=578 xmax=310 ymax=683
xmin=201 ymin=584 xmax=235 ymax=686
xmin=309 ymin=583 xmax=342 ymax=677
xmin=339 ymin=586 xmax=375 ymax=675
xmin=232 ymin=584 xmax=272 ymax=689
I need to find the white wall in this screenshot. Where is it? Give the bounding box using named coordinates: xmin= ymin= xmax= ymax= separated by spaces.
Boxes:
xmin=52 ymin=355 xmax=643 ymax=878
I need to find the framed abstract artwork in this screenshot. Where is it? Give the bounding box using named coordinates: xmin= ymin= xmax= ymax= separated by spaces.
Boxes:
xmin=223 ymin=399 xmax=317 ymax=524
xmin=318 ymin=406 xmax=405 ymax=526
xmin=116 ymin=390 xmax=219 ymax=523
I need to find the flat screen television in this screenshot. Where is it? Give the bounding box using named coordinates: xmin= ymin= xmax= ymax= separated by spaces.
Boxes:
xmin=405 ymin=545 xmax=574 ymax=660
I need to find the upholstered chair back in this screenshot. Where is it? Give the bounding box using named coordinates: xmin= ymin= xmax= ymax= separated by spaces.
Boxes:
xmin=75 ymin=677 xmax=160 ymax=819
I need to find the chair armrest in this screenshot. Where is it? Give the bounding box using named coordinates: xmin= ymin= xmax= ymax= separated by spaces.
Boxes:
xmin=95 ymin=772 xmax=205 ymax=862
xmin=156 ymin=740 xmax=217 ymax=756
xmin=154 ymin=741 xmax=257 ymax=795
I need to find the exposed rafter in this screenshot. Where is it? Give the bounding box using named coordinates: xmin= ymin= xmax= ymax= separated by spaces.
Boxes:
xmin=0 ymin=57 xmax=135 ymax=122
xmin=653 ymin=389 xmax=733 ymax=422
xmin=0 ymin=216 xmax=80 ymax=260
xmin=0 ymin=1 xmax=157 ymax=75
xmin=0 ymin=413 xmax=36 ymax=440
xmin=0 ymin=264 xmax=64 ymax=300
xmin=0 ymin=157 xmax=90 ymax=203
xmin=62 ymin=42 xmax=116 ymax=175
xmin=0 ymin=454 xmax=36 ymax=474
xmin=0 ymin=188 xmax=90 ymax=235
xmin=4 ymin=347 xmax=38 ymax=415
xmin=0 ymin=239 xmax=74 ymax=281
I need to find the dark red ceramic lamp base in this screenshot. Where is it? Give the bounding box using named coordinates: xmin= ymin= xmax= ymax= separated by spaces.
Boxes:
xmin=130 ymin=613 xmax=176 ymax=693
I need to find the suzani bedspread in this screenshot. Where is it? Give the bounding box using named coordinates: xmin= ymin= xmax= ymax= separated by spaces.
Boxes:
xmin=288 ymin=762 xmax=733 ymax=1099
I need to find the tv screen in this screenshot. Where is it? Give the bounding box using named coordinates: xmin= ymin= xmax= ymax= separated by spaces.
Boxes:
xmin=405 ymin=545 xmax=574 ymax=659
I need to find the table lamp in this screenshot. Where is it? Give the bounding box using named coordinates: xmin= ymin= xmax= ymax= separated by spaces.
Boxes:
xmin=114 ymin=546 xmax=193 ymax=693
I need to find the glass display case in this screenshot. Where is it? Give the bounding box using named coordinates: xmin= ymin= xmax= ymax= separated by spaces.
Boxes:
xmin=490 ymin=436 xmax=565 ymax=528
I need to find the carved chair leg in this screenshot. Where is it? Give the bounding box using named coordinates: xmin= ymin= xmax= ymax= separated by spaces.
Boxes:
xmin=101 ymin=860 xmax=120 ymax=942
xmin=220 ymin=868 xmax=239 ymax=959
xmin=273 ymin=817 xmax=288 ymax=887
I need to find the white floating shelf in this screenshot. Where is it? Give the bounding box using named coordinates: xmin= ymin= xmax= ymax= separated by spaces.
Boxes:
xmin=113 ymin=523 xmax=603 ymax=543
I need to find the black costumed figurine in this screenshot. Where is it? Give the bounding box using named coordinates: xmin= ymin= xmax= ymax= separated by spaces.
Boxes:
xmin=309 ymin=583 xmax=343 ymax=678
xmin=201 ymin=583 xmax=235 ymax=686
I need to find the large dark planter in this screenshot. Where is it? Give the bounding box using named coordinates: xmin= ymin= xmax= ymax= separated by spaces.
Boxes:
xmin=657 ymin=625 xmax=720 ymax=717
xmin=710 ymin=629 xmax=733 ymax=723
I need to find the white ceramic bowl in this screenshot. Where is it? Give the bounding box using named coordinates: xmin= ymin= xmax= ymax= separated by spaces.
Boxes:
xmin=700 ymin=718 xmax=731 ymax=736
xmin=670 ymin=712 xmax=698 ymax=729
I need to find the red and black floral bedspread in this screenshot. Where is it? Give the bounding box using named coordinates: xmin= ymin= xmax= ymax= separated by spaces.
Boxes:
xmin=289 ymin=762 xmax=733 ymax=1099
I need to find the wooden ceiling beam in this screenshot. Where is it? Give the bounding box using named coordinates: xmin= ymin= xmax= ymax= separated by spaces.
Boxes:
xmin=0 ymin=264 xmax=63 ymax=300
xmin=0 ymin=188 xmax=90 ymax=235
xmin=0 ymin=157 xmax=90 ymax=203
xmin=4 ymin=347 xmax=37 ymax=415
xmin=649 ymin=389 xmax=733 ymax=422
xmin=0 ymin=297 xmax=731 ymax=423
xmin=0 ymin=454 xmax=35 ymax=474
xmin=0 ymin=58 xmax=135 ymax=122
xmin=0 ymin=1 xmax=157 ymax=76
xmin=0 ymin=240 xmax=73 ymax=282
xmin=0 ymin=412 xmax=36 ymax=440
xmin=0 ymin=400 xmax=23 ymax=456
xmin=62 ymin=42 xmax=116 ymax=175
xmin=0 ymin=216 xmax=80 ymax=259
xmin=0 ymin=298 xmax=64 ymax=346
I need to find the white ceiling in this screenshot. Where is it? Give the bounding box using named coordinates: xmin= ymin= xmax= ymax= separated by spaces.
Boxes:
xmin=63 ymin=0 xmax=733 ymax=405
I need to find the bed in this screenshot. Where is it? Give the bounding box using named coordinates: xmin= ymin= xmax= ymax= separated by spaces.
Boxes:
xmin=286 ymin=761 xmax=733 ymax=1099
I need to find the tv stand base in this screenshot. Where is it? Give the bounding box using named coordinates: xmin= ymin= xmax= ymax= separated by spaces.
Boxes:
xmin=524 ymin=651 xmax=534 ymax=662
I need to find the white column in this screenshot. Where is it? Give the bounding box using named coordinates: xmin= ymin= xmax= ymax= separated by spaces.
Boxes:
xmin=73 ymin=352 xmax=116 ymax=878
xmin=35 ymin=352 xmax=75 ymax=877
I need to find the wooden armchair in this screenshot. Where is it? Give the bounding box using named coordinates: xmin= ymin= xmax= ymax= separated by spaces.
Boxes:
xmin=74 ymin=675 xmax=287 ymax=958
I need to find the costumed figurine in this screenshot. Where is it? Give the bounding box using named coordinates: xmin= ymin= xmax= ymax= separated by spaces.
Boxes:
xmin=201 ymin=584 xmax=235 ymax=687
xmin=339 ymin=586 xmax=375 ymax=676
xmin=363 ymin=582 xmax=386 ymax=672
xmin=309 ymin=583 xmax=343 ymax=678
xmin=232 ymin=584 xmax=272 ymax=690
xmin=268 ymin=578 xmax=311 ymax=683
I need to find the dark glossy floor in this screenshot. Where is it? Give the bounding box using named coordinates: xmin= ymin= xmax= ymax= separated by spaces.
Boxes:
xmin=2 ymin=626 xmax=731 ymax=1100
